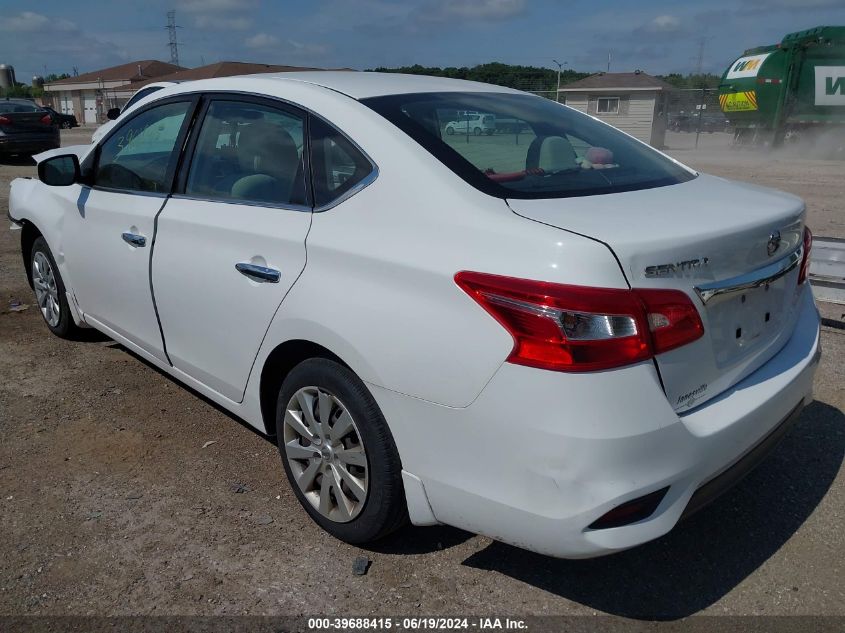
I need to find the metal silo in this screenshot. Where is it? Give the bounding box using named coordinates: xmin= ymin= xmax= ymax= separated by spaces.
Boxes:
xmin=0 ymin=64 xmax=16 ymax=90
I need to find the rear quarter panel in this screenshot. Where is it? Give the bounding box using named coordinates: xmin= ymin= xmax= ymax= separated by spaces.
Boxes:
xmin=242 ymin=87 xmax=631 ymax=409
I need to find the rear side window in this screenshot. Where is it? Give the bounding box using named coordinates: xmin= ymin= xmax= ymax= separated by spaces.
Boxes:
xmin=123 ymin=86 xmax=166 ymax=112
xmin=95 ymin=101 xmax=190 ymax=193
xmin=185 ymin=100 xmax=308 ymax=207
xmin=0 ymin=101 xmax=42 ymax=114
xmin=362 ymin=92 xmax=694 ymax=199
xmin=310 ymin=117 xmax=373 ymax=208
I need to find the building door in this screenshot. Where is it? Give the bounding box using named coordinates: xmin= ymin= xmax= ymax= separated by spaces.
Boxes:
xmin=61 ymin=92 xmax=74 ymax=116
xmin=83 ymin=92 xmax=97 ymax=124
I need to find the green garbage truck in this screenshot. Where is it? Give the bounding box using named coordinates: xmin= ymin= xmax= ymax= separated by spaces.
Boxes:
xmin=719 ymin=25 xmax=845 ymax=149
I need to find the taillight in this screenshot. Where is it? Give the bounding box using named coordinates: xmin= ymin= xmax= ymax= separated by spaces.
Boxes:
xmin=798 ymin=226 xmax=812 ymax=285
xmin=635 ymin=288 xmax=705 ymax=354
xmin=40 ymin=114 xmax=52 ymax=125
xmin=0 ymin=115 xmax=10 ymax=125
xmin=455 ymin=271 xmax=704 ymax=372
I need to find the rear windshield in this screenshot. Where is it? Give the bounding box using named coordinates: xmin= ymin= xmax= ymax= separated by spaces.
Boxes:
xmin=362 ymin=92 xmax=695 ymax=199
xmin=0 ymin=101 xmax=44 ymax=114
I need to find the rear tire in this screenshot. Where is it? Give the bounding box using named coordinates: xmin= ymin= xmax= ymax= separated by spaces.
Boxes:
xmin=473 ymin=127 xmax=482 ymax=136
xmin=29 ymin=236 xmax=78 ymax=339
xmin=275 ymin=358 xmax=407 ymax=543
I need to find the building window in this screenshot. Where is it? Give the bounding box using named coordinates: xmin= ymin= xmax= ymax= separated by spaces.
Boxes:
xmin=597 ymin=97 xmax=620 ymax=114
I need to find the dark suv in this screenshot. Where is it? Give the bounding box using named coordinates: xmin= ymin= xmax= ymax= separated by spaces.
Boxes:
xmin=0 ymin=98 xmax=60 ymax=158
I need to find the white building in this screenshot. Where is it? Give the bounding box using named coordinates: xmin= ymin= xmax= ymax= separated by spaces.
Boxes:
xmin=42 ymin=60 xmax=184 ymax=125
xmin=558 ymin=71 xmax=673 ymax=148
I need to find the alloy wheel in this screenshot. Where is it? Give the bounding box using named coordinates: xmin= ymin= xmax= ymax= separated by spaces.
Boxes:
xmin=32 ymin=251 xmax=61 ymax=327
xmin=283 ymin=386 xmax=369 ymax=523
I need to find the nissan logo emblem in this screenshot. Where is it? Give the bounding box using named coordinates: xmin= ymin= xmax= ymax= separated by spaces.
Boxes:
xmin=767 ymin=230 xmax=781 ymax=257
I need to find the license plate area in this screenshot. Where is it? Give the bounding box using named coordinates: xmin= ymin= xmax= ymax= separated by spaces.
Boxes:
xmin=707 ymin=275 xmax=790 ymax=367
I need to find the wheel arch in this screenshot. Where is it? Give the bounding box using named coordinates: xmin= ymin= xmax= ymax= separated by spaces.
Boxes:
xmin=259 ymin=339 xmax=350 ymax=437
xmin=19 ymin=220 xmax=44 ymax=290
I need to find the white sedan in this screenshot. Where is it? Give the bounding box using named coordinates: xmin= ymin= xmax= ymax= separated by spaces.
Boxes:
xmin=8 ymin=72 xmax=820 ymax=558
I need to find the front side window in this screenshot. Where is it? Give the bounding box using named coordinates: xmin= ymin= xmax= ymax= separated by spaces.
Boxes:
xmin=362 ymin=92 xmax=694 ymax=199
xmin=95 ymin=101 xmax=190 ymax=193
xmin=184 ymin=100 xmax=307 ymax=206
xmin=597 ymin=97 xmax=620 ymax=114
xmin=310 ymin=117 xmax=373 ymax=208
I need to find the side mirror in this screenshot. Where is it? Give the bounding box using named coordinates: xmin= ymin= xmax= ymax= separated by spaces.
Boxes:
xmin=38 ymin=154 xmax=81 ymax=187
xmin=106 ymin=107 xmax=121 ymax=121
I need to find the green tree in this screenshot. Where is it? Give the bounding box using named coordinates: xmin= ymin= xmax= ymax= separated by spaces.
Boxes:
xmin=369 ymin=62 xmax=589 ymax=92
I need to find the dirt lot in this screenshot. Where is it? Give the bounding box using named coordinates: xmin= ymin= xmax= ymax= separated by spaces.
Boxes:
xmin=1 ymin=128 xmax=843 ymax=620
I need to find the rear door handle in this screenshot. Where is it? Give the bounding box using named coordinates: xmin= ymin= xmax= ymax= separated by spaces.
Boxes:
xmin=235 ymin=262 xmax=281 ymax=283
xmin=121 ymin=232 xmax=147 ymax=248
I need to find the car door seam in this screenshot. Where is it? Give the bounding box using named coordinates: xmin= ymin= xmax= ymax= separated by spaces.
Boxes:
xmin=237 ymin=210 xmax=315 ymax=404
xmin=504 ymin=198 xmax=669 ymax=393
xmin=149 ymin=195 xmax=174 ymax=366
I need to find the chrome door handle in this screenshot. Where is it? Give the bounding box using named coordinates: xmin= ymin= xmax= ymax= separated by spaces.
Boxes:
xmin=121 ymin=232 xmax=147 ymax=248
xmin=235 ymin=262 xmax=281 ymax=283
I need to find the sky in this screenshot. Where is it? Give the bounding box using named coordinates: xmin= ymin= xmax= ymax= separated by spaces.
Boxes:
xmin=2 ymin=0 xmax=845 ymax=82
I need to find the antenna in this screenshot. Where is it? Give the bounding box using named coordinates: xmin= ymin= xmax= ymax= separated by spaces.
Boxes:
xmin=166 ymin=10 xmax=181 ymax=67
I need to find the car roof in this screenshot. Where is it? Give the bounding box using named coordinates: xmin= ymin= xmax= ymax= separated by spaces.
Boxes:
xmin=225 ymin=71 xmax=521 ymax=100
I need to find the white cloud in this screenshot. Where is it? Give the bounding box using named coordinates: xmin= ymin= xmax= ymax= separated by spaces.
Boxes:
xmin=288 ymin=39 xmax=330 ymax=57
xmin=420 ymin=0 xmax=527 ymax=22
xmin=195 ymin=15 xmax=252 ymax=30
xmin=244 ymin=33 xmax=330 ymax=61
xmin=179 ymin=0 xmax=257 ymax=30
xmin=245 ymin=32 xmax=280 ymax=49
xmin=0 ymin=12 xmax=129 ymax=76
xmin=179 ymin=0 xmax=257 ymax=13
xmin=0 ymin=11 xmax=76 ymax=33
xmin=650 ymin=14 xmax=681 ymax=32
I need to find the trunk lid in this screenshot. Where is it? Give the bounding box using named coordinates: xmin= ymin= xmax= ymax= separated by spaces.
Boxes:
xmin=507 ymin=174 xmax=807 ymax=413
xmin=0 ymin=107 xmax=51 ymax=133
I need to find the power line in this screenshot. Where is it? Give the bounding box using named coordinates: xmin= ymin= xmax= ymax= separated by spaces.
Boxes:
xmin=166 ymin=10 xmax=181 ymax=67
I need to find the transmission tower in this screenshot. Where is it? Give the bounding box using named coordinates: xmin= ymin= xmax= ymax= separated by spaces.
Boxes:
xmin=166 ymin=10 xmax=181 ymax=67
xmin=695 ymin=37 xmax=706 ymax=75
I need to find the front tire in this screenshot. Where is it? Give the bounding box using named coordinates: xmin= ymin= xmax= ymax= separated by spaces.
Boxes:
xmin=473 ymin=127 xmax=482 ymax=136
xmin=275 ymin=358 xmax=407 ymax=543
xmin=30 ymin=236 xmax=78 ymax=338
xmin=445 ymin=126 xmax=455 ymax=135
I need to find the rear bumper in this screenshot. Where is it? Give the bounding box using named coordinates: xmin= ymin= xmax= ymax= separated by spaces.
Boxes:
xmin=680 ymin=398 xmax=805 ymax=520
xmin=374 ymin=285 xmax=821 ymax=558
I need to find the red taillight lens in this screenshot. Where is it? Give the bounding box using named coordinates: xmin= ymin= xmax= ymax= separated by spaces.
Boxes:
xmin=0 ymin=115 xmax=10 ymax=125
xmin=798 ymin=226 xmax=812 ymax=285
xmin=635 ymin=288 xmax=705 ymax=354
xmin=455 ymin=271 xmax=705 ymax=372
xmin=40 ymin=114 xmax=52 ymax=125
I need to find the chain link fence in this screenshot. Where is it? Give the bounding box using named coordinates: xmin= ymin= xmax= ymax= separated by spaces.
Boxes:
xmin=666 ymin=88 xmax=728 ymax=134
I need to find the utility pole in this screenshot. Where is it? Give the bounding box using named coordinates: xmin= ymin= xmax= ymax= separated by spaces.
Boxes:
xmin=166 ymin=10 xmax=181 ymax=67
xmin=607 ymin=51 xmax=611 ymax=72
xmin=693 ymin=36 xmax=712 ymax=149
xmin=552 ymin=59 xmax=566 ymax=102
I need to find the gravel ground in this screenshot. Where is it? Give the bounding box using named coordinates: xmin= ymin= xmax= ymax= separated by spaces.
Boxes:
xmin=0 ymin=127 xmax=843 ymax=620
